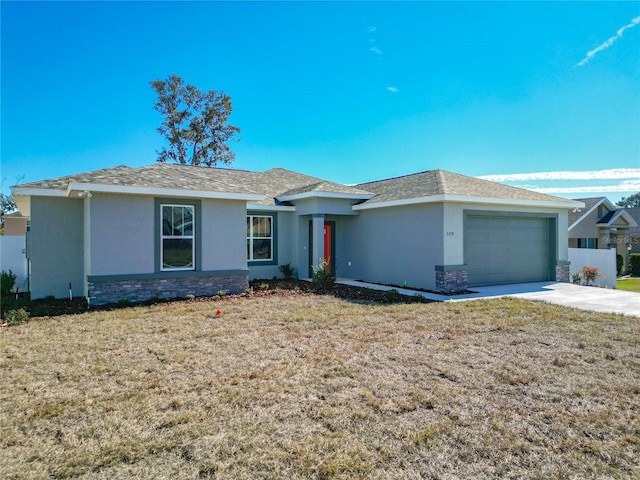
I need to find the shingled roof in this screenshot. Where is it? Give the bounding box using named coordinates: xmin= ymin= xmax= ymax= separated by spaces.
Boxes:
xmin=568 ymin=197 xmax=606 ymax=227
xmin=14 ymin=163 xmax=371 ymax=207
xmin=357 ymin=169 xmax=571 ymax=205
xmin=15 ymin=164 xmax=578 ymax=209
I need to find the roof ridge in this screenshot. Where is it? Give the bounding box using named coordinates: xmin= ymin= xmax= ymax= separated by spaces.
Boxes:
xmin=146 ymin=163 xmax=255 ymax=174
xmin=434 ymin=169 xmax=446 ymax=194
xmin=356 ymin=169 xmax=438 ymax=186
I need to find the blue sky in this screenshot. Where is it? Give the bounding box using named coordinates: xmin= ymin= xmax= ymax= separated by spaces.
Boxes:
xmin=2 ymin=1 xmax=639 ymax=203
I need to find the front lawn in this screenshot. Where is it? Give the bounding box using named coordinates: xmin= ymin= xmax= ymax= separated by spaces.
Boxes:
xmin=617 ymin=277 xmax=640 ymax=292
xmin=1 ymin=290 xmax=638 ymax=479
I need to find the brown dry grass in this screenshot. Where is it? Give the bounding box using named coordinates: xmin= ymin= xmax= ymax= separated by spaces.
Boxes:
xmin=1 ymin=293 xmax=639 ymax=479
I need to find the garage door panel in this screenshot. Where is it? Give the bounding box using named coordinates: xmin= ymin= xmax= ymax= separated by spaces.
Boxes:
xmin=465 ymin=215 xmax=550 ymax=287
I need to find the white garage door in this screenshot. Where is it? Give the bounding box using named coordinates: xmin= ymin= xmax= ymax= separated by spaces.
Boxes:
xmin=464 ymin=215 xmax=551 ymax=287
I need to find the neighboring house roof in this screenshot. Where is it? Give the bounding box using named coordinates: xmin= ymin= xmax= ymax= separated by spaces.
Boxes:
xmin=13 ymin=163 xmax=581 ymax=214
xmin=596 ymin=210 xmax=616 ymax=224
xmin=0 ymin=211 xmax=27 ymax=219
xmin=568 ymin=197 xmax=606 ymax=227
xmin=624 ymin=207 xmax=640 ymax=237
xmin=356 ymin=169 xmax=577 ymax=208
xmin=568 ymin=196 xmax=638 ymax=231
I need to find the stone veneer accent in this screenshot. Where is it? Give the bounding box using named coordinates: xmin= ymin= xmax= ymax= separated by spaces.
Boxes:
xmin=555 ymin=262 xmax=571 ymax=283
xmin=88 ymin=273 xmax=248 ymax=305
xmin=435 ymin=266 xmax=468 ymax=293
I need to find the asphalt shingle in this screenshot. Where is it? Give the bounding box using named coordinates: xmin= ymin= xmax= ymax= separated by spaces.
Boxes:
xmin=357 ymin=169 xmax=570 ymax=204
xmin=16 ymin=164 xmax=576 ymax=207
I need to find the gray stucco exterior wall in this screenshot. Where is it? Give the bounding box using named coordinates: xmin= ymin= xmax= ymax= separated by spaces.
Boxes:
xmin=29 ymin=197 xmax=85 ymax=299
xmin=201 ymin=199 xmax=248 ymax=271
xmin=86 ymin=196 xmax=250 ymax=304
xmin=347 ymin=203 xmax=444 ymax=291
xmin=89 ymin=194 xmax=155 ymax=276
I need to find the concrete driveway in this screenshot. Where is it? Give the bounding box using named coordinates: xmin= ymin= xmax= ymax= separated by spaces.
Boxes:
xmin=337 ymin=279 xmax=640 ymax=317
xmin=456 ymin=281 xmax=640 ymax=317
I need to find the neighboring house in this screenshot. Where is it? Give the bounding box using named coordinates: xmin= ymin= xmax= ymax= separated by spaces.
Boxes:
xmin=626 ymin=207 xmax=640 ymax=255
xmin=0 ymin=211 xmax=30 ymax=292
xmin=568 ymin=197 xmax=638 ymax=271
xmin=12 ymin=164 xmax=581 ymax=304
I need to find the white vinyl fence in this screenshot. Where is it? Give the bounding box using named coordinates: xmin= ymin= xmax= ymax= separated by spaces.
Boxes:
xmin=568 ymin=247 xmax=616 ymax=289
xmin=0 ymin=235 xmax=29 ymax=292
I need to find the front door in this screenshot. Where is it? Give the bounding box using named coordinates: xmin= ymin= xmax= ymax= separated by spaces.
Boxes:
xmin=309 ymin=221 xmax=335 ymax=276
xmin=324 ymin=223 xmax=333 ymax=267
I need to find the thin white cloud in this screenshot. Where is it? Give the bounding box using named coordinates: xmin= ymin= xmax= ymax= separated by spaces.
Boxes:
xmin=529 ymin=179 xmax=640 ymax=194
xmin=370 ymin=46 xmax=382 ymax=55
xmin=478 ymin=168 xmax=640 ymax=182
xmin=387 ymin=86 xmax=399 ymax=93
xmin=367 ymin=25 xmax=377 ymax=33
xmin=577 ymin=16 xmax=640 ymax=66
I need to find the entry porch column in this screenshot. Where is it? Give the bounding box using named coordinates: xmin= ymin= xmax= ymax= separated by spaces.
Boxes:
xmin=311 ymin=214 xmax=325 ymax=275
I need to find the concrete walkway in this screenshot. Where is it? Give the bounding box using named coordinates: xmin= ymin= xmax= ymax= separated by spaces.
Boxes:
xmin=336 ymin=278 xmax=640 ymax=318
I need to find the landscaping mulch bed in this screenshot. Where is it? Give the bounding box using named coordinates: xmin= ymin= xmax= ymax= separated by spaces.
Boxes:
xmin=2 ymin=279 xmax=434 ymax=321
xmin=248 ymin=279 xmax=434 ymax=304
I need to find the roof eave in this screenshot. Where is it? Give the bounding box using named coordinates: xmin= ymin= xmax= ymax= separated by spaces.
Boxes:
xmin=247 ymin=203 xmax=296 ymax=212
xmin=277 ymin=191 xmax=374 ymax=202
xmin=353 ymin=194 xmax=583 ymax=211
xmin=67 ymin=182 xmax=264 ymax=201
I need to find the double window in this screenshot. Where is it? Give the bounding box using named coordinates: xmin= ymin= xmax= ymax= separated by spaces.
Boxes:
xmin=247 ymin=215 xmax=273 ymax=262
xmin=161 ymin=204 xmax=194 ymax=270
xmin=577 ymin=238 xmax=597 ymax=249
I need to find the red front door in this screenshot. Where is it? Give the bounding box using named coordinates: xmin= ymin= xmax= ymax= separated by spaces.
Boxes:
xmin=324 ymin=223 xmax=333 ymax=267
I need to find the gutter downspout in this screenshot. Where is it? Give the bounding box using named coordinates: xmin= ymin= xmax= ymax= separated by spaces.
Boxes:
xmin=81 ymin=191 xmax=92 ymax=298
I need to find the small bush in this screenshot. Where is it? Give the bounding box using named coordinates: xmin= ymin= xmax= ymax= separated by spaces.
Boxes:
xmin=571 ymin=272 xmax=582 ymax=284
xmin=4 ymin=307 xmax=29 ymax=325
xmin=278 ymin=263 xmax=295 ymax=280
xmin=312 ymin=259 xmax=335 ymax=285
xmin=580 ymin=266 xmax=601 ymax=286
xmin=616 ymin=255 xmax=624 ymax=276
xmin=629 ymin=254 xmax=640 ymax=276
xmin=384 ymin=289 xmax=400 ymax=302
xmin=1 ymin=270 xmax=17 ymax=297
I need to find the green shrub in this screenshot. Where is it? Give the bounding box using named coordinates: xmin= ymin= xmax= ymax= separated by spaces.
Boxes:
xmin=4 ymin=307 xmax=29 ymax=325
xmin=384 ymin=289 xmax=400 ymax=302
xmin=571 ymin=272 xmax=582 ymax=284
xmin=1 ymin=270 xmax=17 ymax=297
xmin=616 ymin=255 xmax=624 ymax=276
xmin=630 ymin=254 xmax=640 ymax=276
xmin=312 ymin=259 xmax=335 ymax=285
xmin=278 ymin=263 xmax=295 ymax=280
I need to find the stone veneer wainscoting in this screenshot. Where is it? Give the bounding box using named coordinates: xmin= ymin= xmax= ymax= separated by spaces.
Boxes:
xmin=435 ymin=266 xmax=468 ymax=293
xmin=88 ymin=273 xmax=248 ymax=305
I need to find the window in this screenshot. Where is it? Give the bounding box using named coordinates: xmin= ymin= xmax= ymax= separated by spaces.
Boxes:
xmin=577 ymin=238 xmax=597 ymax=249
xmin=247 ymin=215 xmax=273 ymax=261
xmin=161 ymin=204 xmax=194 ymax=270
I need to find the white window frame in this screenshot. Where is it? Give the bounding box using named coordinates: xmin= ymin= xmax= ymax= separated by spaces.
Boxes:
xmin=247 ymin=214 xmax=273 ymax=262
xmin=161 ymin=204 xmax=195 ymax=271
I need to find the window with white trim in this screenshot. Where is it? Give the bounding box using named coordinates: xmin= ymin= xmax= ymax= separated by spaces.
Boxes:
xmin=161 ymin=204 xmax=195 ymax=270
xmin=247 ymin=215 xmax=273 ymax=261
